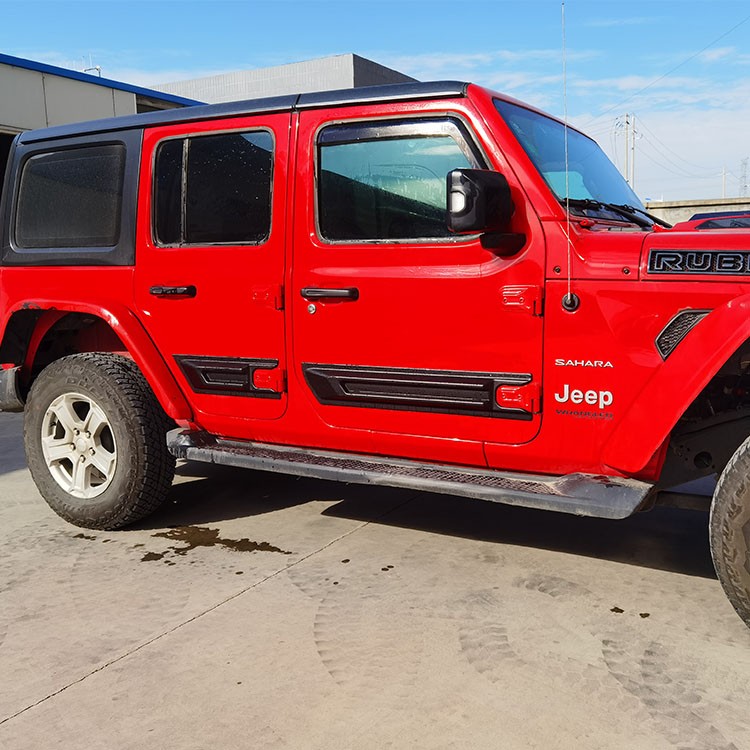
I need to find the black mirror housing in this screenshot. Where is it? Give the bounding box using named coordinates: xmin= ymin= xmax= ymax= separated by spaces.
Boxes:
xmin=447 ymin=169 xmax=514 ymax=234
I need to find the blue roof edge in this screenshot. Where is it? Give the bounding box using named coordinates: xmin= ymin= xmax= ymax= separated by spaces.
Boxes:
xmin=0 ymin=52 xmax=202 ymax=106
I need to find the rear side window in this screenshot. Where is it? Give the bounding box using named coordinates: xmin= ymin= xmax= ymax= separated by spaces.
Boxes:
xmin=317 ymin=119 xmax=482 ymax=242
xmin=15 ymin=144 xmax=125 ymax=248
xmin=154 ymin=130 xmax=273 ymax=246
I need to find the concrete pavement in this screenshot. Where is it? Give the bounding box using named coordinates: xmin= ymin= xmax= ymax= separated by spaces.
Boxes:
xmin=1 ymin=411 xmax=750 ymax=749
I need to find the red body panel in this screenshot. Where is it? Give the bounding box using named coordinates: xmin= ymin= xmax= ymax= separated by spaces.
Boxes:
xmin=289 ymin=100 xmax=544 ymax=458
xmin=0 ymin=268 xmax=192 ymax=419
xmin=133 ymin=114 xmax=291 ymax=436
xmin=4 ymin=83 xmax=750 ymax=485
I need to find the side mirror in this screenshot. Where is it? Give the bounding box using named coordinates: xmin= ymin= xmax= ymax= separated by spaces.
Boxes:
xmin=447 ymin=169 xmax=514 ymax=234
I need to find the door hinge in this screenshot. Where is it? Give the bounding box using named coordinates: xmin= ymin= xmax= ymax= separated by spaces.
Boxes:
xmin=500 ymin=285 xmax=543 ymax=316
xmin=495 ymin=382 xmax=541 ymax=414
xmin=252 ymin=367 xmax=286 ymax=394
xmin=252 ymin=284 xmax=284 ymax=311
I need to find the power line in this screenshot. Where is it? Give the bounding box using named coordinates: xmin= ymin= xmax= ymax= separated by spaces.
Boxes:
xmin=584 ymin=12 xmax=750 ymax=126
xmin=636 ymin=141 xmax=718 ymax=179
xmin=636 ymin=131 xmax=712 ymax=178
xmin=583 ymin=122 xmax=617 ymax=137
xmin=609 ymin=125 xmax=621 ymax=171
xmin=635 ymin=115 xmax=717 ymax=174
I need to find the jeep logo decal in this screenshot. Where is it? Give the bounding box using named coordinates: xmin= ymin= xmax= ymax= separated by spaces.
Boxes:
xmin=648 ymin=249 xmax=750 ymax=275
xmin=554 ymin=384 xmax=613 ymax=410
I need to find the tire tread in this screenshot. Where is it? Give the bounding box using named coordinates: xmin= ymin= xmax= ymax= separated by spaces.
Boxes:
xmin=24 ymin=353 xmax=175 ymax=530
xmin=709 ymin=437 xmax=750 ymax=628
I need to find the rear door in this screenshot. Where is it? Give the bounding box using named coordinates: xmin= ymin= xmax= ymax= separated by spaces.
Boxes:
xmin=134 ymin=114 xmax=290 ymax=435
xmin=291 ymin=101 xmax=545 ymax=463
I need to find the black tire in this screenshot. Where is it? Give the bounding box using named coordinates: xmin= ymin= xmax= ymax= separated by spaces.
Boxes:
xmin=709 ymin=436 xmax=750 ymax=628
xmin=24 ymin=353 xmax=175 ymax=530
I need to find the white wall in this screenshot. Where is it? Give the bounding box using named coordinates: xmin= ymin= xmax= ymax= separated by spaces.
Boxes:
xmin=645 ymin=197 xmax=750 ymax=225
xmin=0 ymin=63 xmax=136 ymax=131
xmin=154 ymin=54 xmax=414 ymax=104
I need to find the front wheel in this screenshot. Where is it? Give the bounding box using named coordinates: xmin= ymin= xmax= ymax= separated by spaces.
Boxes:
xmin=709 ymin=436 xmax=750 ymax=629
xmin=24 ymin=353 xmax=175 ymax=530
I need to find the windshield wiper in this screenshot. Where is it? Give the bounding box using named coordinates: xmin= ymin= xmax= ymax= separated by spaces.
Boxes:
xmin=609 ymin=202 xmax=672 ymax=228
xmin=561 ymin=198 xmax=669 ymax=229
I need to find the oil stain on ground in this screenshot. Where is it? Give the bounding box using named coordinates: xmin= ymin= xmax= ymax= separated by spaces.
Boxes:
xmin=141 ymin=525 xmax=292 ymax=562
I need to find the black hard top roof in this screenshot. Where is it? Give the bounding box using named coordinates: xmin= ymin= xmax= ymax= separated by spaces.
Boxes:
xmin=18 ymin=80 xmax=470 ymax=145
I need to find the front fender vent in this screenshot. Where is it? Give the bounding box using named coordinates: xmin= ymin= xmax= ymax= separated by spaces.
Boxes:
xmin=656 ymin=310 xmax=710 ymax=360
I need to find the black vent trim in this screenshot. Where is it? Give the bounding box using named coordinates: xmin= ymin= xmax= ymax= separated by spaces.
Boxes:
xmin=655 ymin=310 xmax=710 ymax=360
xmin=175 ymin=355 xmax=281 ymax=398
xmin=303 ymin=363 xmax=533 ymax=419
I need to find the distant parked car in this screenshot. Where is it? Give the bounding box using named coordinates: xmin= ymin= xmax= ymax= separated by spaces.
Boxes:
xmin=672 ymin=211 xmax=750 ymax=231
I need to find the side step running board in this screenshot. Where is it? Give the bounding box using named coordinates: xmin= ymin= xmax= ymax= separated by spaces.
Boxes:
xmin=167 ymin=430 xmax=654 ymax=520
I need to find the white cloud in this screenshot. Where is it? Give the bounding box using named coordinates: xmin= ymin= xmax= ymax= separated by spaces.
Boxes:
xmin=381 ymin=48 xmax=597 ymax=82
xmin=699 ymin=46 xmax=736 ymax=63
xmin=484 ymin=72 xmax=563 ymax=90
xmin=12 ymin=51 xmax=90 ymax=73
xmin=584 ymin=16 xmax=653 ymax=28
xmin=572 ymin=72 xmax=750 ymax=119
xmin=574 ymin=74 xmax=699 ymax=92
xmin=6 ymin=48 xmax=227 ymax=87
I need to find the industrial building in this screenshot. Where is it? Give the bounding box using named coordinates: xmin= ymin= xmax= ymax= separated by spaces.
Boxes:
xmin=645 ymin=197 xmax=750 ymax=225
xmin=0 ymin=53 xmax=198 ymax=197
xmin=152 ymin=53 xmax=415 ymax=104
xmin=0 ymin=53 xmax=412 ymax=200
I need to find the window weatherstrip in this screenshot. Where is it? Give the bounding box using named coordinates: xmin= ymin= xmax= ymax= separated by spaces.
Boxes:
xmin=313 ymin=115 xmax=489 ymax=246
xmin=180 ymin=138 xmax=188 ymax=246
xmin=151 ymin=127 xmax=275 ymax=249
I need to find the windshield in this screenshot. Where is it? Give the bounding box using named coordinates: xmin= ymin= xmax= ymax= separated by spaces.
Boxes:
xmin=494 ymin=99 xmax=645 ymax=214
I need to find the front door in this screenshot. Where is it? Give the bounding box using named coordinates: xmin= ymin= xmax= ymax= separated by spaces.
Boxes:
xmin=291 ymin=103 xmax=545 ymax=465
xmin=134 ymin=114 xmax=290 ymax=436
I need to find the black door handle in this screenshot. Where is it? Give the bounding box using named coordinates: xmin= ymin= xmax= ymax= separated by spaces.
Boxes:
xmin=300 ymin=287 xmax=359 ymax=301
xmin=149 ymin=285 xmax=197 ymax=298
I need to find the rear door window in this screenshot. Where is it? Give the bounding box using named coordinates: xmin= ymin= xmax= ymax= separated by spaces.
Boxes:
xmin=15 ymin=144 xmax=125 ymax=248
xmin=154 ymin=131 xmax=274 ymax=246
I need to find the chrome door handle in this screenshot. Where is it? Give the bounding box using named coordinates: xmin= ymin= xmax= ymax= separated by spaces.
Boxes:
xmin=149 ymin=285 xmax=197 ymax=298
xmin=300 ymin=287 xmax=359 ymax=301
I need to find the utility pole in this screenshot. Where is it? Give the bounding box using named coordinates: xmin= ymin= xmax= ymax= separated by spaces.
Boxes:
xmin=722 ymin=166 xmax=727 ymax=199
xmin=630 ymin=114 xmax=636 ymax=189
xmin=741 ymin=159 xmax=748 ymax=198
xmin=616 ymin=114 xmax=637 ymax=187
xmin=620 ymin=114 xmax=637 ymax=187
xmin=624 ymin=114 xmax=630 ymax=185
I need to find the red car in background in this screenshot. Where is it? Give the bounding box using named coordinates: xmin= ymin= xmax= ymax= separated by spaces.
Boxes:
xmin=671 ymin=211 xmax=750 ymax=231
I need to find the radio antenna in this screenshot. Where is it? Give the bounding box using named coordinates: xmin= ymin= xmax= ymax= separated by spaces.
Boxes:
xmin=561 ymin=1 xmax=578 ymax=312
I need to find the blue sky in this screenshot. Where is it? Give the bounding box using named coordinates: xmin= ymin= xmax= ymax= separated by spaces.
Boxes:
xmin=4 ymin=0 xmax=750 ymax=201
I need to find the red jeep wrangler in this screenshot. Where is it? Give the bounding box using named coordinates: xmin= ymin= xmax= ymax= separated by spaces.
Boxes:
xmin=1 ymin=81 xmax=749 ymax=628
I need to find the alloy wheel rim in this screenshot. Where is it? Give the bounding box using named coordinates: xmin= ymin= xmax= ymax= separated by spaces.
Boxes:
xmin=41 ymin=392 xmax=118 ymax=499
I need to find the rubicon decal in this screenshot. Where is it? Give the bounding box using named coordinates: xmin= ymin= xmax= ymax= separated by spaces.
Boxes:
xmin=648 ymin=249 xmax=750 ymax=275
xmin=554 ymin=385 xmax=613 ymax=410
xmin=555 ymin=359 xmax=613 ymax=368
